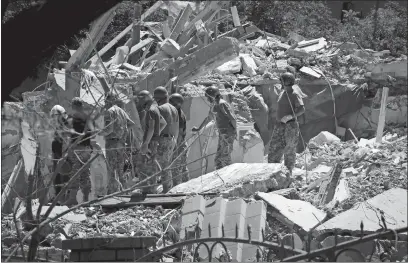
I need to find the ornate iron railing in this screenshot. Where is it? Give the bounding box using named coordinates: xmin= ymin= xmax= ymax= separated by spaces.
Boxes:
xmin=136 ymin=221 xmax=408 ymax=262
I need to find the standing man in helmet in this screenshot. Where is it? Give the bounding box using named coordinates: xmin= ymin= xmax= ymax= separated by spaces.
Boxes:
xmin=50 ymin=105 xmax=69 ymax=196
xmin=269 ymin=72 xmax=306 ymax=178
xmin=99 ymin=92 xmax=136 ymax=194
xmin=136 ymin=90 xmax=166 ymax=194
xmin=192 ymin=86 xmax=237 ymax=170
xmin=65 ymin=97 xmax=99 ymax=204
xmin=169 ymin=93 xmax=190 ymax=185
xmin=153 ymin=86 xmax=179 ymax=193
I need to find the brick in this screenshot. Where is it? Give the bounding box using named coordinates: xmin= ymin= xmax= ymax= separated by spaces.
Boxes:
xmin=80 ymin=249 xmax=116 ymax=261
xmin=225 ymin=198 xmax=247 ymax=216
xmin=62 ymin=239 xmax=82 ymax=250
xmin=69 ymin=251 xmax=80 ymax=262
xmin=182 ymin=195 xmax=206 ymax=215
xmin=245 ymin=201 xmax=266 ymax=219
xmin=116 ymin=248 xmax=149 ymax=261
xmin=224 ymin=214 xmax=246 ymax=232
xmin=205 ymin=197 xmax=227 ymax=214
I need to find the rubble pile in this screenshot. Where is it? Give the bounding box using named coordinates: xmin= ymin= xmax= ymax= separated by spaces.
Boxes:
xmin=294 ymin=130 xmax=407 ymax=215
xmin=1 ymin=205 xmax=179 ymax=254
xmin=1 ymin=1 xmax=408 ymax=261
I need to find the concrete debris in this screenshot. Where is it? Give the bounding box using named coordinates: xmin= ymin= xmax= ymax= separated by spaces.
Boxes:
xmin=309 ymin=131 xmax=340 ymax=147
xmin=2 ymin=3 xmax=408 ymax=261
xmin=256 ymin=192 xmax=327 ymax=233
xmin=169 ymin=163 xmax=290 ymax=197
xmin=214 ymin=57 xmax=242 ymax=75
xmin=314 ymin=188 xmax=407 ymax=237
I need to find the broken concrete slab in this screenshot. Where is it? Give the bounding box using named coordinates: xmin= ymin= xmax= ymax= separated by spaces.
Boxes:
xmin=129 ymin=37 xmax=240 ymax=93
xmin=256 ymin=192 xmax=326 ymax=233
xmin=276 ymin=60 xmax=289 ymax=71
xmin=314 ymin=188 xmax=408 ymax=237
xmin=214 ymin=57 xmax=241 ymax=75
xmin=281 ymin=233 xmax=303 ymax=250
xmin=169 ymin=163 xmax=290 ymax=198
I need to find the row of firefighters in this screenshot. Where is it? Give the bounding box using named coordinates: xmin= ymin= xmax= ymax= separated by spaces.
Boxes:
xmin=50 ymin=71 xmax=305 ymax=205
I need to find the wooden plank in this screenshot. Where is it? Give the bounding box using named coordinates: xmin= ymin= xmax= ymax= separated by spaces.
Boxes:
xmin=317 ymin=163 xmax=343 ymax=206
xmin=230 ymin=6 xmax=241 ymax=27
xmin=105 ymin=38 xmax=153 ymax=67
xmin=130 ymin=37 xmax=240 ymax=93
xmin=177 ymin=35 xmax=196 ymax=58
xmin=66 ymin=6 xmax=117 ymax=71
xmin=375 ymin=87 xmax=389 ymax=143
xmin=177 ymin=1 xmax=223 ymax=45
xmin=169 ymin=4 xmax=193 ymax=41
xmin=128 ymin=3 xmax=142 ymax=64
xmin=1 ymin=160 xmax=23 ymax=214
xmin=88 ymin=1 xmax=163 ymax=64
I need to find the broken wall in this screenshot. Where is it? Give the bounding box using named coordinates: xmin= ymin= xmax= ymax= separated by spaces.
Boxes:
xmin=1 ymin=102 xmax=23 ymax=187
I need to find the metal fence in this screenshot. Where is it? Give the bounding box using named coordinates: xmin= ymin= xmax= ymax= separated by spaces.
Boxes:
xmin=136 ymin=222 xmax=408 ymax=262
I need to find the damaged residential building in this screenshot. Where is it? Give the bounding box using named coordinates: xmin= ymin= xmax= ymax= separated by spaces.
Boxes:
xmin=1 ymin=1 xmax=407 ymax=262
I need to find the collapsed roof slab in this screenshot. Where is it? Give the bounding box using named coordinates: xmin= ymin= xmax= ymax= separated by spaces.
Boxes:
xmin=117 ymin=37 xmax=240 ymax=93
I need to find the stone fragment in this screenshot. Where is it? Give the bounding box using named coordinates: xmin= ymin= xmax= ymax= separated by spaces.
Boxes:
xmin=214 ymin=57 xmax=242 ymax=75
xmin=240 ymin=54 xmax=258 ymax=77
xmin=169 ymin=163 xmax=290 ymax=198
xmin=111 ymin=46 xmax=129 ymax=66
xmin=286 ymin=48 xmax=310 ymax=58
xmin=256 ymin=192 xmax=327 ymax=233
xmin=309 ymin=131 xmax=340 ymax=146
xmin=298 ymin=37 xmax=327 ymax=52
xmin=326 ymin=179 xmax=351 ymax=208
xmin=343 ymin=167 xmax=358 ymax=177
xmin=299 ymin=67 xmax=321 ymax=78
xmin=276 ymin=59 xmax=288 ymax=71
xmin=314 ymin=188 xmax=408 ymax=237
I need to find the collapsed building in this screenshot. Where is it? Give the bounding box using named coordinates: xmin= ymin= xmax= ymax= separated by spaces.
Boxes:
xmin=1 ymin=1 xmax=407 ymax=262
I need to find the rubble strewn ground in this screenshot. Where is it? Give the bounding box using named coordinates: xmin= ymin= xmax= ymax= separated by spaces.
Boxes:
xmin=2 ymin=0 xmax=408 ymax=262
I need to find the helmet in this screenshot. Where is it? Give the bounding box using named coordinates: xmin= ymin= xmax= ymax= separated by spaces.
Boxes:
xmin=50 ymin=105 xmax=66 ymax=117
xmin=169 ymin=93 xmax=184 ymax=105
xmin=280 ymin=72 xmax=295 ymax=86
xmin=204 ymin=86 xmax=220 ymax=99
xmin=153 ymin=86 xmax=168 ymax=100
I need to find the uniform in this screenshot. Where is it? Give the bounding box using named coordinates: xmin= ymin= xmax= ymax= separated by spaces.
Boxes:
xmin=157 ymin=103 xmax=179 ymax=193
xmin=138 ymin=103 xmax=161 ymax=194
xmin=268 ymin=89 xmax=303 ymax=173
xmin=104 ymin=105 xmax=133 ymax=194
xmin=65 ymin=114 xmax=93 ymax=204
xmin=172 ymin=108 xmax=189 ymax=185
xmin=212 ymin=100 xmax=237 ymax=170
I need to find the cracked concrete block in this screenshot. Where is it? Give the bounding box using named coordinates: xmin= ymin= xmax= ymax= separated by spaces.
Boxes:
xmin=214 ymin=57 xmax=242 ymax=75
xmin=169 ymin=163 xmax=290 ymax=198
xmin=315 ymin=188 xmax=407 ymax=237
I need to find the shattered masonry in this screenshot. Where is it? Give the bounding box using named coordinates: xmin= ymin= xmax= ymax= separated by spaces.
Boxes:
xmin=1 ymin=1 xmax=407 ymax=262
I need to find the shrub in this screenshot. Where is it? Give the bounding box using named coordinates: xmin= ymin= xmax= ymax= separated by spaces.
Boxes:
xmin=333 ymin=1 xmax=407 ymax=55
